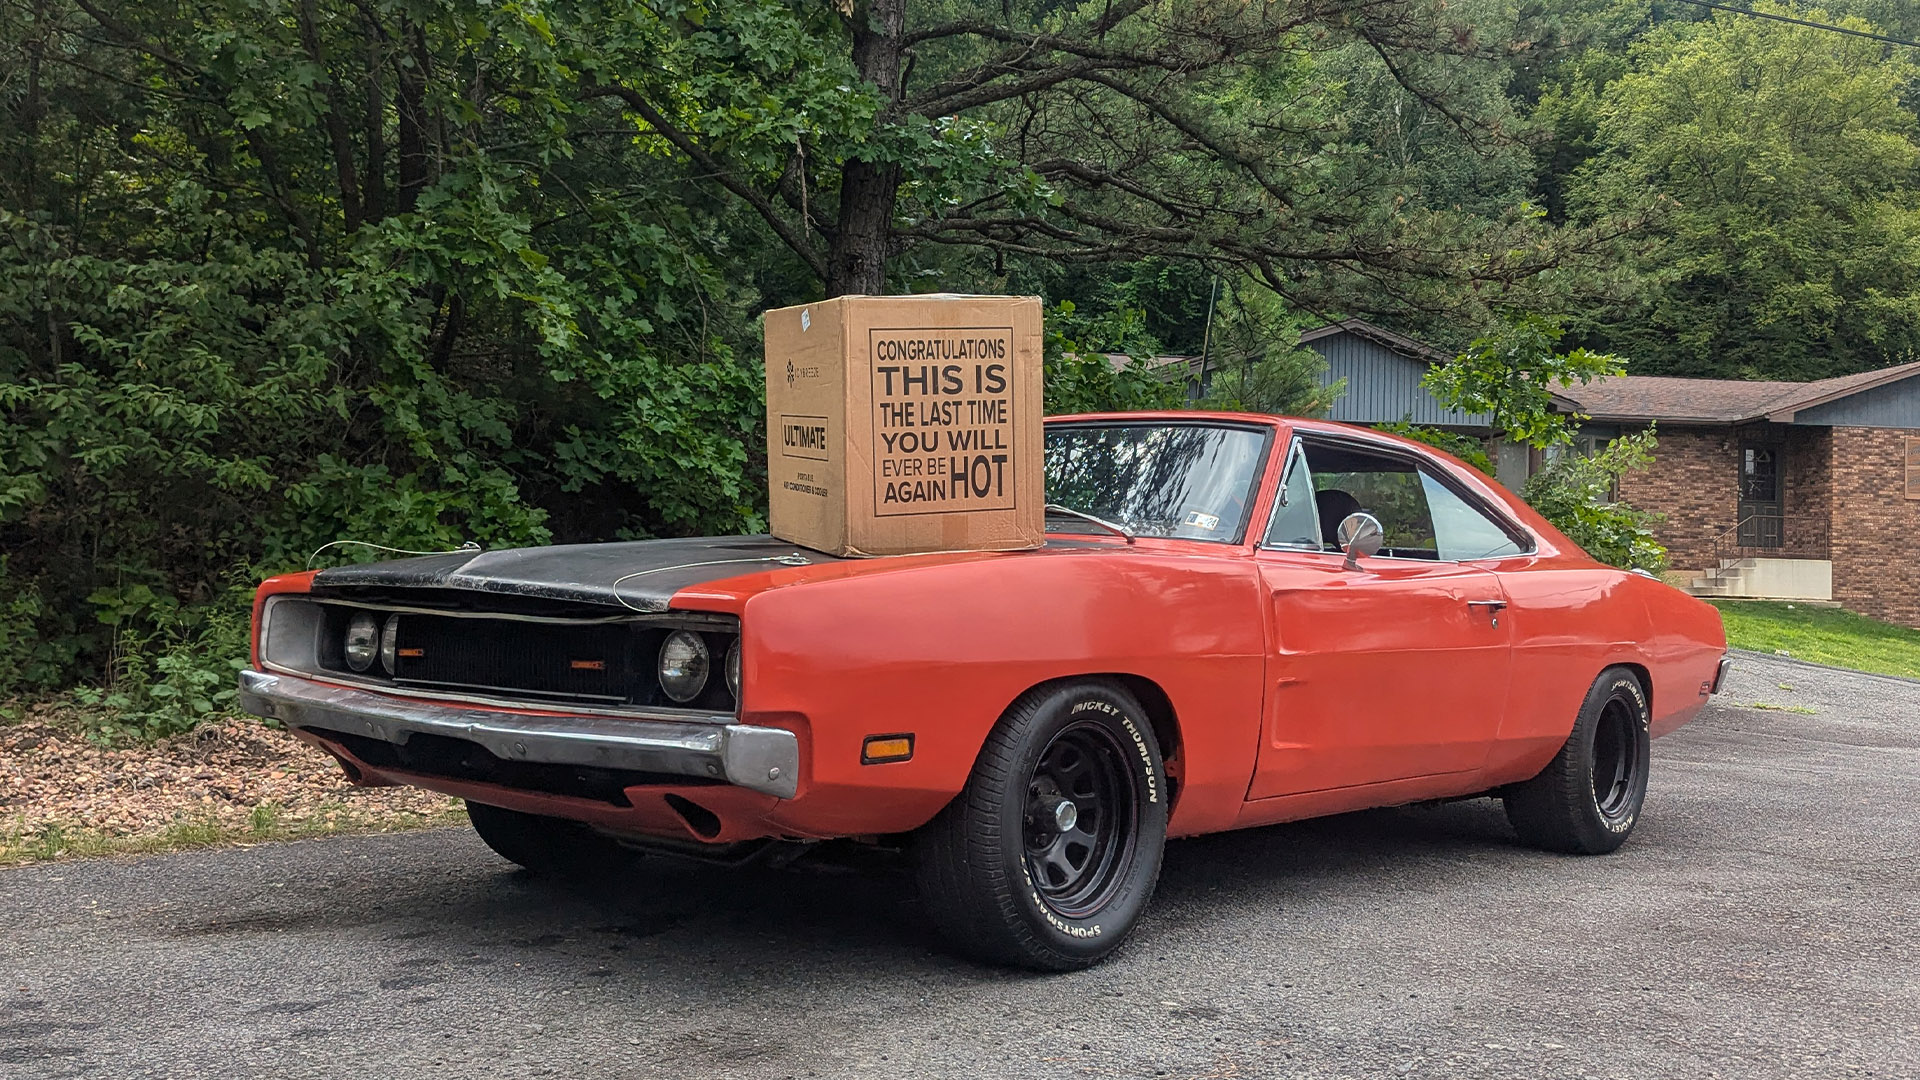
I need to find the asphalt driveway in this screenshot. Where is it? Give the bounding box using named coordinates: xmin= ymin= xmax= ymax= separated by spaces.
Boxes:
xmin=4 ymin=653 xmax=1916 ymax=1079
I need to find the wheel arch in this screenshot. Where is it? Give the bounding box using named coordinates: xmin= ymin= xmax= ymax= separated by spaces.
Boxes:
xmin=1004 ymin=671 xmax=1185 ymax=812
xmin=1611 ymin=659 xmax=1652 ymax=713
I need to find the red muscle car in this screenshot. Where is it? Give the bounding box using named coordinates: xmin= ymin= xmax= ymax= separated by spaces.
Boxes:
xmin=238 ymin=412 xmax=1730 ymax=970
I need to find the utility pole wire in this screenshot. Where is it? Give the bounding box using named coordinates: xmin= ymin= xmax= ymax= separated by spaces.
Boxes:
xmin=1668 ymin=0 xmax=1920 ymax=50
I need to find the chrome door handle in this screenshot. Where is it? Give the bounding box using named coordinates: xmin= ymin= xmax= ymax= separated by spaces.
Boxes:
xmin=1467 ymin=599 xmax=1507 ymax=627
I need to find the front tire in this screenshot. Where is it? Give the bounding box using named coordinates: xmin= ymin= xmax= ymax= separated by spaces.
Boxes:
xmin=465 ymin=801 xmax=622 ymax=876
xmin=1504 ymin=667 xmax=1652 ymax=854
xmin=914 ymin=680 xmax=1168 ymax=971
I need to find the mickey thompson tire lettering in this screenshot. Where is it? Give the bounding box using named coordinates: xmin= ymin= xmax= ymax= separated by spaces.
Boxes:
xmin=913 ymin=680 xmax=1169 ymax=971
xmin=1071 ymin=699 xmax=1158 ymax=802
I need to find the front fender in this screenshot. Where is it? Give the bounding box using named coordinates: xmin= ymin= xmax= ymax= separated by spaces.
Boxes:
xmin=728 ymin=549 xmax=1267 ymax=838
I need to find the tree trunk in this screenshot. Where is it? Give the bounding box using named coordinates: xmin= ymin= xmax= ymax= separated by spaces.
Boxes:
xmin=824 ymin=0 xmax=905 ymax=298
xmin=361 ymin=14 xmax=387 ymax=222
xmin=395 ymin=19 xmax=431 ymax=214
xmin=296 ymin=0 xmax=362 ymax=233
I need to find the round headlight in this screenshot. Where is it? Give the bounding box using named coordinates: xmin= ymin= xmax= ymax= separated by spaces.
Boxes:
xmin=725 ymin=639 xmax=742 ymax=702
xmin=380 ymin=614 xmax=400 ymax=674
xmin=657 ymin=630 xmax=710 ymax=703
xmin=344 ymin=611 xmax=379 ymax=672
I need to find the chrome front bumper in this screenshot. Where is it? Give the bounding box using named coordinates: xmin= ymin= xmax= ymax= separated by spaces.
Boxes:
xmin=236 ymin=669 xmax=798 ymax=798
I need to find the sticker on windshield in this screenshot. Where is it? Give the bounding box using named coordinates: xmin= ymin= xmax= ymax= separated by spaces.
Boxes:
xmin=1183 ymin=510 xmax=1221 ymax=531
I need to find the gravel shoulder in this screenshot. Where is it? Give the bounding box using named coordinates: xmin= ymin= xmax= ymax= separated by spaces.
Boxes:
xmin=0 ymin=712 xmax=460 ymax=864
xmin=2 ymin=653 xmax=1916 ymax=1079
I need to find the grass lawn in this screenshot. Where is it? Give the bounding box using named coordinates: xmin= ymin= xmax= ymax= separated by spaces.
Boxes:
xmin=1708 ymin=600 xmax=1920 ymax=680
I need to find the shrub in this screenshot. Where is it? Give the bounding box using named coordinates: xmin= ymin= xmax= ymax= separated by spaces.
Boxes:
xmin=1375 ymin=421 xmax=1496 ymax=476
xmin=1522 ymin=430 xmax=1668 ymax=574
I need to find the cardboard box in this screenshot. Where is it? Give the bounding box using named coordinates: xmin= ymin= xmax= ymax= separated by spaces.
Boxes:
xmin=764 ymin=294 xmax=1044 ymax=556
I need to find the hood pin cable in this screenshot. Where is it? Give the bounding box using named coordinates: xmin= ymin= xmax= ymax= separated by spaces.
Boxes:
xmin=306 ymin=539 xmax=483 ymax=570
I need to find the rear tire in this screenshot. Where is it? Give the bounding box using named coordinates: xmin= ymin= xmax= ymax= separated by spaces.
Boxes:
xmin=914 ymin=680 xmax=1168 ymax=971
xmin=1504 ymin=667 xmax=1652 ymax=855
xmin=465 ymin=801 xmax=622 ymax=876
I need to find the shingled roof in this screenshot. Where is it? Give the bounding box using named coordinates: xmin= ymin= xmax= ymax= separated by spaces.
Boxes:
xmin=1298 ymin=318 xmax=1453 ymax=363
xmin=1560 ymin=360 xmax=1920 ymax=423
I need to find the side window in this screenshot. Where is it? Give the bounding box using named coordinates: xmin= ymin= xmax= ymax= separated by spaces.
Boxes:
xmin=1421 ymin=473 xmax=1524 ymax=561
xmin=1263 ymin=444 xmax=1321 ymax=549
xmin=1306 ymin=444 xmax=1438 ymax=558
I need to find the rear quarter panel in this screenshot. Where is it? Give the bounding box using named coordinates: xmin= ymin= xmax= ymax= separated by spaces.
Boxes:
xmin=1633 ymin=575 xmax=1728 ymax=737
xmin=681 ymin=547 xmax=1268 ymax=839
xmin=1491 ymin=562 xmax=1655 ymax=784
xmin=1489 ymin=562 xmax=1726 ymax=786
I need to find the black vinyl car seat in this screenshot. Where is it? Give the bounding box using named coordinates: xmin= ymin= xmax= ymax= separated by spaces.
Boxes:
xmin=1314 ymin=489 xmax=1363 ymax=551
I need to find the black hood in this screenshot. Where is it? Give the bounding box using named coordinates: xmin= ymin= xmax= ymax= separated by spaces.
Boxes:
xmin=309 ymin=535 xmax=837 ymax=612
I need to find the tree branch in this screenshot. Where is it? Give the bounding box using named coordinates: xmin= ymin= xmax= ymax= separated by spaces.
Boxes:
xmin=581 ymin=82 xmax=826 ymax=280
xmin=905 ymin=0 xmax=1154 ymax=46
xmin=905 ymin=57 xmax=1122 ymax=118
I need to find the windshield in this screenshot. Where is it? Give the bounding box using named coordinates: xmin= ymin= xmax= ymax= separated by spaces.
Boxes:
xmin=1043 ymin=422 xmax=1269 ymax=543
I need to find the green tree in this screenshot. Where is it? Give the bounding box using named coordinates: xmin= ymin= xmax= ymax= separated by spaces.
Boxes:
xmin=1422 ymin=313 xmax=1624 ymax=446
xmin=582 ymin=0 xmax=1614 ymax=316
xmin=1566 ymin=3 xmax=1920 ymax=378
xmin=1420 ymin=312 xmax=1662 ymax=571
xmin=0 ymin=0 xmax=770 ymax=703
xmin=1195 ymin=280 xmax=1346 ymax=417
xmin=1041 ymin=302 xmax=1188 ymax=415
xmin=1522 ymin=430 xmax=1667 ymax=574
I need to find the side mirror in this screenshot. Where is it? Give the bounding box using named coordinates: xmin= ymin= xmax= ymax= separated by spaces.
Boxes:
xmin=1337 ymin=512 xmax=1385 ymax=570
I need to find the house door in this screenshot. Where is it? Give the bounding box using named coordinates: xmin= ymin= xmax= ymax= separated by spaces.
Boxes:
xmin=1738 ymin=443 xmax=1783 ymax=548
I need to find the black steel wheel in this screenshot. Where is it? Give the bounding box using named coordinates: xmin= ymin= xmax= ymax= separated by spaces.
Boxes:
xmin=1505 ymin=667 xmax=1652 ymax=855
xmin=1590 ymin=694 xmax=1641 ymax=824
xmin=915 ymin=680 xmax=1168 ymax=971
xmin=1022 ymin=722 xmax=1142 ymax=919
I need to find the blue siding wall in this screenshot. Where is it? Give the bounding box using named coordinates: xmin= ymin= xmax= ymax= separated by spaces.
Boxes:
xmin=1306 ymin=332 xmax=1492 ymax=427
xmin=1792 ymin=374 xmax=1920 ymax=428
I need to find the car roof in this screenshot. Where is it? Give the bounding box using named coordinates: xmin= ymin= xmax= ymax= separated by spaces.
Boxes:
xmin=1045 ymin=411 xmax=1429 ymax=452
xmin=1045 ymin=410 xmax=1579 ymax=561
xmin=1047 ymin=410 xmax=1284 ymax=427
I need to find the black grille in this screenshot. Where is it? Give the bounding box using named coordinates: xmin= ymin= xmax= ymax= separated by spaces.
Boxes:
xmin=312 ymin=604 xmax=737 ymax=711
xmin=395 ymin=614 xmax=632 ymax=702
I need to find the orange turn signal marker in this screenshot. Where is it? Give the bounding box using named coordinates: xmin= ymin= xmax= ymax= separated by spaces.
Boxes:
xmin=861 ymin=734 xmax=914 ymax=764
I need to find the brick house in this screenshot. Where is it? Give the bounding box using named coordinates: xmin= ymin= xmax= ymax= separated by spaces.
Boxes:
xmin=1118 ymin=320 xmax=1920 ymax=625
xmin=1554 ymin=366 xmax=1920 ymax=628
xmin=1283 ymin=321 xmax=1920 ymax=628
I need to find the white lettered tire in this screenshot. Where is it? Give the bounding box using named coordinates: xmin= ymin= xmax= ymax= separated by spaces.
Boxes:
xmin=913 ymin=680 xmax=1168 ymax=970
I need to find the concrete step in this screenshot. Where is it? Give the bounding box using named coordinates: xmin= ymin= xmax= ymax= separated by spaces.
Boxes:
xmin=1691 ymin=555 xmax=1834 ymax=602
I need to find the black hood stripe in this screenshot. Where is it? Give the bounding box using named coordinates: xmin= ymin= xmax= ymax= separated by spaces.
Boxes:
xmin=309 ymin=536 xmax=837 ymax=612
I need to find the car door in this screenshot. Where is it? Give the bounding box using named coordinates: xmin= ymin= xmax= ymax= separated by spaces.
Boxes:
xmin=1248 ymin=435 xmax=1517 ymax=800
